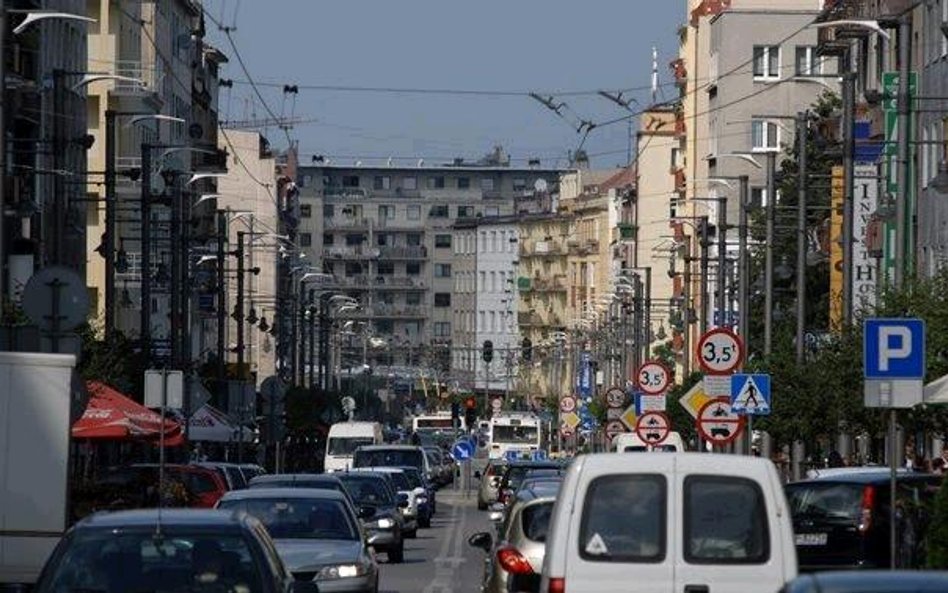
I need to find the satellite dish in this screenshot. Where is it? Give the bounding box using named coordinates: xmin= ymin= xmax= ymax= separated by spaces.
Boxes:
xmin=21 ymin=266 xmax=90 ymax=332
xmin=534 ymin=179 xmax=548 ymax=193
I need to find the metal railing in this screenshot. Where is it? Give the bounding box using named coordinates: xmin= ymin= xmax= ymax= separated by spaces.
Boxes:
xmin=113 ymin=61 xmax=163 ymax=96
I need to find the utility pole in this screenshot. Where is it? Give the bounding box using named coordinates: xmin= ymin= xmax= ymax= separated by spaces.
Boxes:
xmin=737 ymin=175 xmax=749 ymax=345
xmin=141 ymin=144 xmax=152 ymax=364
xmin=682 ymin=245 xmax=693 ymax=377
xmin=716 ymin=197 xmax=727 ymax=327
xmin=895 ymin=17 xmax=912 ymax=287
xmin=764 ymin=153 xmax=776 ymax=356
xmin=796 ymin=112 xmax=808 ymax=366
xmin=699 ymin=217 xmax=711 ymax=334
xmin=170 ymin=178 xmax=181 ymax=368
xmin=841 ymin=50 xmax=857 ymax=326
xmin=0 ymin=9 xmax=6 ymax=310
xmin=104 ymin=111 xmax=117 ymax=336
xmin=216 ymin=212 xmax=226 ymax=385
xmin=308 ymin=290 xmax=316 ymax=388
xmin=236 ymin=231 xmax=246 ymax=384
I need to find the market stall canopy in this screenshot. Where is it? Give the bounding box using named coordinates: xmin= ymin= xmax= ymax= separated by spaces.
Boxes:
xmin=72 ymin=381 xmax=183 ymax=445
xmin=186 ymin=403 xmax=255 ymax=443
xmin=925 ymin=374 xmax=948 ymax=404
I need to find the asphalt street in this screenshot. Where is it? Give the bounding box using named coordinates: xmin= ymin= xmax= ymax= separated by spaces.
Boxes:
xmin=380 ymin=484 xmax=490 ymax=593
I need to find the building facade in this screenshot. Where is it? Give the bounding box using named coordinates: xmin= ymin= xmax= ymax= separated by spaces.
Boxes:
xmin=918 ymin=0 xmax=948 ymax=274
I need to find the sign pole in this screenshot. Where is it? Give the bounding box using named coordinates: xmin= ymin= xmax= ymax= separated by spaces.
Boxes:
xmin=889 ymin=408 xmax=897 ymax=569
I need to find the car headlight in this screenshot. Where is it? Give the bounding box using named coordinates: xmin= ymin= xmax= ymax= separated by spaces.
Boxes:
xmin=416 ymin=496 xmax=428 ymax=503
xmin=317 ymin=563 xmax=368 ymax=579
xmin=374 ymin=517 xmax=395 ymax=529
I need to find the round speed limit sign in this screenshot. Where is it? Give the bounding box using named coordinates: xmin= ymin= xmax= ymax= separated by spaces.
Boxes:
xmin=697 ymin=327 xmax=744 ymax=374
xmin=636 ymin=360 xmax=671 ymax=395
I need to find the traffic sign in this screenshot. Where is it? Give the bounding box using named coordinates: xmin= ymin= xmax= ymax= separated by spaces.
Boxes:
xmin=560 ymin=395 xmax=577 ymax=414
xmin=619 ymin=404 xmax=637 ymax=431
xmin=635 ymin=411 xmax=671 ymax=446
xmin=730 ymin=374 xmax=772 ymax=415
xmin=697 ymin=328 xmax=744 ymax=375
xmin=606 ymin=407 xmax=624 ymax=421
xmin=696 ymin=397 xmax=745 ymax=446
xmin=561 ymin=410 xmax=581 ymax=429
xmin=864 ymin=318 xmax=925 ymax=379
xmin=635 ymin=393 xmax=667 ymax=415
xmin=636 ymin=361 xmax=671 ymax=395
xmin=605 ymin=421 xmax=626 ymax=441
xmin=491 ymin=397 xmax=503 ymax=412
xmin=559 ymin=421 xmax=575 ymax=437
xmin=452 ymin=439 xmax=474 ymax=461
xmin=679 ymin=381 xmax=712 ymax=418
xmin=605 ymin=387 xmax=627 ymax=409
xmin=702 ymin=374 xmax=731 ymax=397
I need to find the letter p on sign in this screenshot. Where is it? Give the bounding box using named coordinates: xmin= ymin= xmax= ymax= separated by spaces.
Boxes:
xmin=864 ymin=318 xmax=926 ymax=380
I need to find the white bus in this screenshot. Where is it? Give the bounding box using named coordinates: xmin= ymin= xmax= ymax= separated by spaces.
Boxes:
xmin=412 ymin=412 xmax=466 ymax=434
xmin=488 ymin=412 xmax=544 ymax=460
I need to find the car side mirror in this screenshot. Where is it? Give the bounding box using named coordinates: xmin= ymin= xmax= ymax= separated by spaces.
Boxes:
xmin=358 ymin=505 xmax=377 ymax=520
xmin=290 ymin=581 xmax=319 ymax=593
xmin=467 ymin=531 xmax=493 ymax=552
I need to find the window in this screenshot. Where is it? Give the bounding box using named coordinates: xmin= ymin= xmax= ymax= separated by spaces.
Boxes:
xmin=490 ymin=311 xmax=496 ymax=332
xmin=434 ymin=322 xmax=451 ymax=337
xmin=684 ymin=476 xmax=769 ymax=564
xmin=345 ymin=262 xmax=364 ymax=276
xmin=375 ymin=320 xmax=394 ymax=333
xmin=407 ymin=205 xmax=421 ymax=220
xmin=300 ymin=204 xmax=312 ymax=218
xmin=458 ymin=177 xmax=471 ymax=189
xmin=300 ymin=233 xmax=312 ymax=247
xmin=490 ymin=271 xmax=497 ymax=292
xmin=427 ymin=176 xmax=445 ymax=189
xmin=579 ymin=475 xmax=666 ymax=562
xmin=479 ymin=271 xmax=486 ymax=290
xmin=751 ymin=120 xmax=780 ymax=152
xmin=751 ymin=187 xmax=769 ymax=208
xmin=345 ymin=234 xmax=364 ymax=246
xmin=435 ymin=263 xmax=452 ymax=277
xmin=795 ymin=46 xmax=823 ymax=76
xmin=374 ymin=176 xmax=391 ymax=190
xmin=323 ymin=204 xmax=335 ymax=217
xmin=407 ymin=292 xmax=422 ymax=306
xmin=480 ymin=177 xmax=495 ymax=191
xmin=377 ymin=262 xmax=394 ymax=275
xmin=458 ymin=206 xmax=475 ymax=218
xmin=435 ymin=234 xmax=452 ymax=249
xmin=378 ymin=205 xmax=395 ymax=219
xmin=376 ymin=233 xmax=391 ymax=247
xmin=402 ymin=176 xmax=417 ymax=190
xmin=753 ymin=45 xmax=780 ymax=80
xmin=322 ymin=233 xmax=334 ymax=246
xmin=943 ymin=0 xmax=948 ymax=58
xmin=479 ymin=311 xmax=485 ymax=331
xmin=407 ymin=233 xmax=422 ymax=247
xmin=491 ymin=231 xmax=498 ymax=252
xmin=406 ymin=262 xmax=421 ymax=275
xmin=342 ymin=175 xmax=360 ymax=188
xmin=485 ymin=206 xmax=499 ymax=216
xmin=513 ymin=178 xmax=527 ymax=191
xmin=434 ymin=293 xmax=451 ymax=307
xmin=671 ymin=147 xmax=681 ymax=169
xmin=430 ymin=205 xmax=449 ymax=218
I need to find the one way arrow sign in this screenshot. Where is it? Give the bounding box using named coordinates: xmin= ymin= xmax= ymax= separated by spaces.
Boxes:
xmin=730 ymin=374 xmax=771 ymax=415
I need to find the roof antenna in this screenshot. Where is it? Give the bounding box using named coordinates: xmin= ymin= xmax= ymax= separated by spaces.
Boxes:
xmin=651 ymin=46 xmax=659 ymax=106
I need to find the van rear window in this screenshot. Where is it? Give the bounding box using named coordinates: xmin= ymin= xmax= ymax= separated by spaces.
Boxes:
xmin=578 ymin=474 xmax=666 ymax=562
xmin=684 ymin=476 xmax=769 ymax=564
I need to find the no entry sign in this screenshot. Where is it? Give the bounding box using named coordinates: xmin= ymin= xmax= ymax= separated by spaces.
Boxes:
xmin=696 ymin=397 xmax=744 ymax=446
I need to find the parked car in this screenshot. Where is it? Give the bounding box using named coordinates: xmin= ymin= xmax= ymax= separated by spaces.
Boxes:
xmin=248 ymin=473 xmax=356 ymax=508
xmin=217 ymin=488 xmax=379 ymax=593
xmin=780 ymin=570 xmax=948 ymax=592
xmin=34 ymin=509 xmax=316 ymax=593
xmin=194 ymin=462 xmax=248 ymax=491
xmin=95 ymin=463 xmax=228 ymax=508
xmin=475 ymin=459 xmax=508 ymax=510
xmin=398 ymin=465 xmax=437 ymax=518
xmin=496 ymin=461 xmax=562 ymax=506
xmin=238 ymin=463 xmax=267 ymax=482
xmin=785 ymin=469 xmax=943 ymax=571
xmin=540 ymin=453 xmax=798 ymax=593
xmin=470 ymin=479 xmax=560 ymax=593
xmin=352 ymin=467 xmax=431 ymax=534
xmin=352 ymin=445 xmax=434 ymax=488
xmin=336 ymin=471 xmax=407 ymax=563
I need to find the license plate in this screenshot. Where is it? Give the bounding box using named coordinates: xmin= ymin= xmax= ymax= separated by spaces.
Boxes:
xmin=795 ymin=533 xmax=828 ymax=546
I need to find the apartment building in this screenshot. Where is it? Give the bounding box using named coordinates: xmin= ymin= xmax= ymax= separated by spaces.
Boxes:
xmin=918 ymin=0 xmax=948 ymax=274
xmin=452 ymin=216 xmax=520 ymax=394
xmin=295 ymin=158 xmax=562 ymax=368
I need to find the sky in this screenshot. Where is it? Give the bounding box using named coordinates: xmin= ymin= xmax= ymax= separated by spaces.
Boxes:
xmin=204 ymin=1 xmax=685 ymax=170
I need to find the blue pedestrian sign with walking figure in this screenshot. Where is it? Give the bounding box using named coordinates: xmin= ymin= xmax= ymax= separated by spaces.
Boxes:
xmin=730 ymin=374 xmax=771 ymax=415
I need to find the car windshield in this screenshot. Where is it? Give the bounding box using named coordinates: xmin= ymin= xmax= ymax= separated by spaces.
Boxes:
xmin=785 ymin=482 xmax=864 ymax=521
xmin=354 ymin=449 xmax=423 ymax=470
xmin=400 ymin=469 xmax=423 ymax=489
xmin=337 ymin=475 xmax=395 ymax=506
xmin=383 ymin=471 xmax=410 ymax=490
xmin=506 ymin=465 xmax=556 ymax=490
xmin=328 ymin=437 xmax=376 ymax=456
xmin=41 ymin=531 xmax=265 ymax=593
xmin=249 ymin=479 xmax=342 ymax=493
xmin=493 ymin=425 xmax=539 ymax=443
xmin=217 ymin=498 xmax=358 ymax=541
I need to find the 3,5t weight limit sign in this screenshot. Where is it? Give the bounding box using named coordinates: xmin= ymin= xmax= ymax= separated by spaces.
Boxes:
xmin=636 ymin=361 xmax=671 ymax=395
xmin=697 ymin=328 xmax=744 ymax=375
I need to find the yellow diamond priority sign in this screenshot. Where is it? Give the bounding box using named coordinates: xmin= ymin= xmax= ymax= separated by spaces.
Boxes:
xmin=620 ymin=405 xmax=637 ymax=431
xmin=562 ymin=411 xmax=581 ymax=429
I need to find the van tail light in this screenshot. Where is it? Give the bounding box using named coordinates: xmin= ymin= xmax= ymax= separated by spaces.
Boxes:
xmin=496 ymin=546 xmax=534 ymax=575
xmin=547 ymin=577 xmax=566 ymax=593
xmin=858 ymin=485 xmax=875 ymax=534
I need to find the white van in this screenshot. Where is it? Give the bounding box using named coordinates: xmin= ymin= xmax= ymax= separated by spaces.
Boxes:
xmin=324 ymin=421 xmax=383 ymax=472
xmin=540 ymin=453 xmax=797 ymax=593
xmin=612 ymin=431 xmax=686 ymax=453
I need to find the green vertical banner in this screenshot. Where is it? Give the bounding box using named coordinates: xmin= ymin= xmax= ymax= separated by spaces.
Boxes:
xmin=882 ymin=71 xmax=917 ymax=284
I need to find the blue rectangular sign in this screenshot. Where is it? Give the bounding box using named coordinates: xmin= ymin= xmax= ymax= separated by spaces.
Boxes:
xmin=864 ymin=318 xmax=926 ymax=379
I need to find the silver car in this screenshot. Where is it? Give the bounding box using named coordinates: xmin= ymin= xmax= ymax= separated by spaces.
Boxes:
xmin=217 ymin=488 xmax=379 ymax=593
xmin=468 ymin=482 xmax=559 ymax=593
xmin=475 ymin=459 xmax=507 ymax=510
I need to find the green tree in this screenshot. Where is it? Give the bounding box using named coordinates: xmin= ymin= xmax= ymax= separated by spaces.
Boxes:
xmin=927 ymin=479 xmax=948 ymax=568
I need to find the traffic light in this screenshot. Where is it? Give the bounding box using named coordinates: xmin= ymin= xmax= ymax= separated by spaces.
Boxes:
xmin=464 ymin=397 xmax=477 ymax=427
xmin=521 ymin=337 xmax=532 ymax=362
xmin=451 ymin=402 xmax=460 ymax=428
xmin=482 ymin=340 xmax=494 ymax=363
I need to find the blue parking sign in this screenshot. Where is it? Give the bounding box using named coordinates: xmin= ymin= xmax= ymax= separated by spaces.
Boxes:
xmin=864 ymin=318 xmax=926 ymax=379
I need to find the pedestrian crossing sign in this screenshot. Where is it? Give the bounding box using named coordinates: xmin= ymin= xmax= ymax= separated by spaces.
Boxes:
xmin=730 ymin=374 xmax=772 ymax=415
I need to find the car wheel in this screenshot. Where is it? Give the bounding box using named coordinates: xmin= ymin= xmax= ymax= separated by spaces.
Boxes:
xmin=388 ymin=542 xmax=405 ymax=563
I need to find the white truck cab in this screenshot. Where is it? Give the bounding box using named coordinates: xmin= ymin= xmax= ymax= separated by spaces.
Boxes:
xmin=324 ymin=421 xmax=383 ymax=472
xmin=612 ymin=431 xmax=686 ymax=453
xmin=540 ymin=453 xmax=797 ymax=593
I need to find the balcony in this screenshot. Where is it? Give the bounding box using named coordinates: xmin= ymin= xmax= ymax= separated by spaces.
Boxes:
xmin=369 ymin=304 xmax=426 ymax=319
xmin=533 ymin=276 xmax=567 ymax=292
xmin=518 ymin=311 xmax=542 ymax=326
xmin=520 ymin=240 xmax=565 ymax=258
xmin=378 ymin=245 xmax=428 ymax=259
xmin=375 ymin=218 xmax=425 ymax=231
xmin=569 ymin=239 xmax=600 ymax=256
xmin=324 ymin=246 xmax=380 ymax=260
xmin=375 ymin=275 xmax=426 ymax=289
xmin=324 ymin=275 xmax=372 ymax=289
xmin=324 ymin=187 xmax=368 ymax=200
xmin=324 ymin=216 xmax=369 ymax=230
xmin=113 ymin=61 xmax=164 ymax=108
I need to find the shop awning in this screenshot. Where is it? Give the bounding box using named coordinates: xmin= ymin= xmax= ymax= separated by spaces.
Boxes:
xmin=72 ymin=381 xmax=184 ymax=445
xmin=187 ymin=403 xmax=255 ymax=443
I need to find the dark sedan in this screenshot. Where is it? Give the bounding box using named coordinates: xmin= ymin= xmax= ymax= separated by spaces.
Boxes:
xmin=336 ymin=471 xmax=407 ymax=563
xmin=781 ymin=570 xmax=948 ymax=592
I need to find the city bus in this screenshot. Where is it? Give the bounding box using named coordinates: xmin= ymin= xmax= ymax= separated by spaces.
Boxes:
xmin=487 ymin=411 xmax=544 ymax=460
xmin=410 ymin=412 xmax=466 ymax=448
